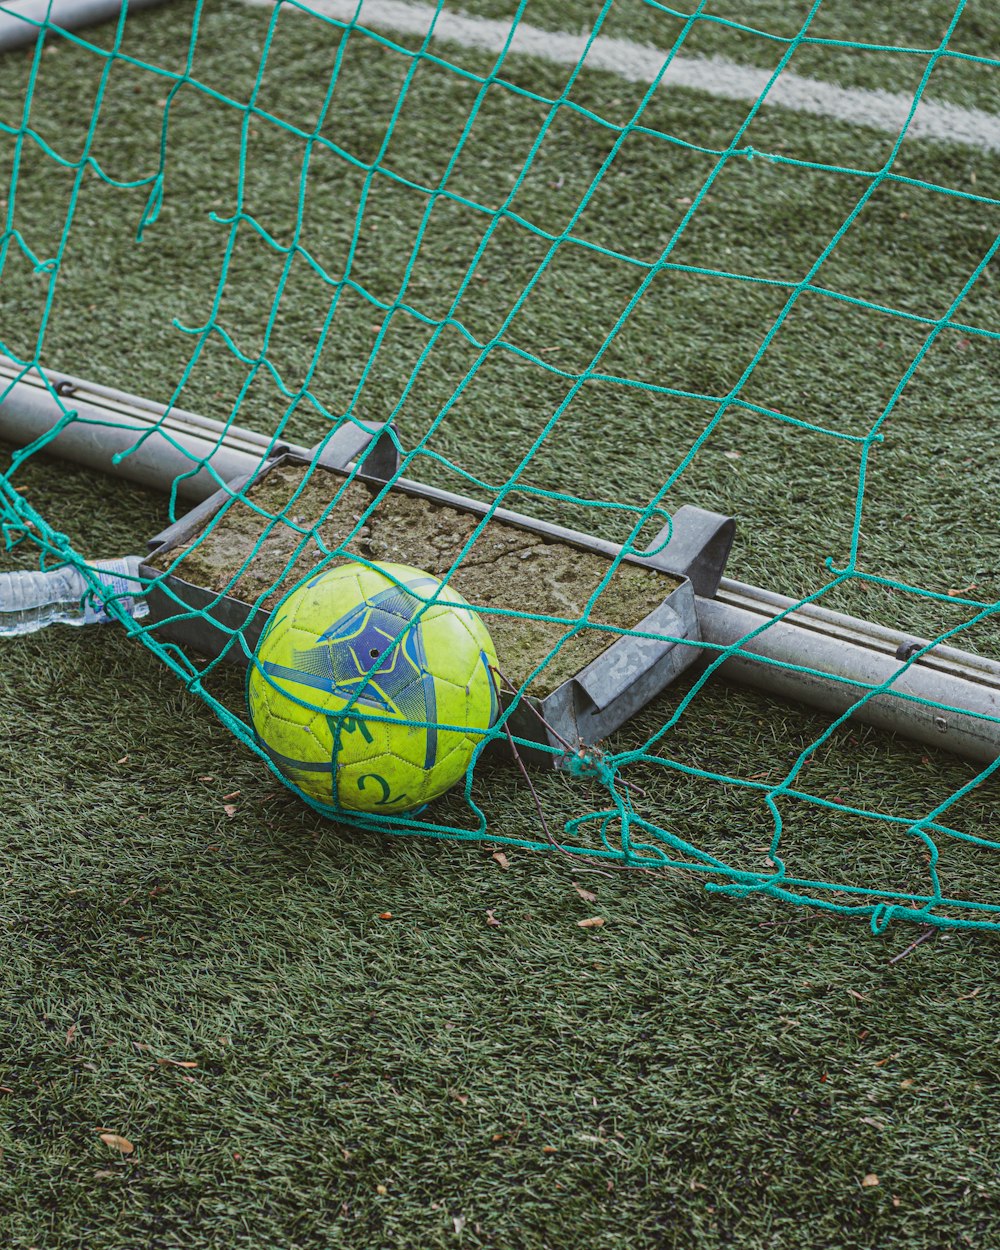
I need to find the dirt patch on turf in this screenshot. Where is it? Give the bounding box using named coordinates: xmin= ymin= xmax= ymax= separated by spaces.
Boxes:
xmin=149 ymin=460 xmax=677 ymax=695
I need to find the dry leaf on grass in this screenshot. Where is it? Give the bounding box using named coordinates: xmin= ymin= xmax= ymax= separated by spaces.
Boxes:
xmin=485 ymin=909 xmax=501 ymax=927
xmin=65 ymin=1024 xmax=77 ymax=1045
xmin=491 ymin=851 xmax=510 ymax=870
xmin=861 ymin=1173 xmax=879 ymax=1188
xmin=223 ymin=804 xmax=238 ymax=818
xmin=572 ymin=882 xmax=597 ymax=903
xmin=97 ymin=1132 xmax=134 ymax=1155
xmin=577 ymin=917 xmax=605 ymax=929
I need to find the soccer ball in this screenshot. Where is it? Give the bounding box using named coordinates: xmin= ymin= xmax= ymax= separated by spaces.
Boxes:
xmin=247 ymin=561 xmax=499 ymax=814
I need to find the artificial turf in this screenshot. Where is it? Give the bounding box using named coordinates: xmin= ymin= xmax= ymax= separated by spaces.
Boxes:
xmin=1 ymin=0 xmax=999 ymax=1245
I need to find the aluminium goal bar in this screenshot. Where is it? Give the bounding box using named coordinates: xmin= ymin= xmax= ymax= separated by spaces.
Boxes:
xmin=0 ymin=0 xmax=164 ymax=52
xmin=1 ymin=362 xmax=998 ymax=765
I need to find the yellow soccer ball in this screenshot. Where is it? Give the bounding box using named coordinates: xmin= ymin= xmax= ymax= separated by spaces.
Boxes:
xmin=247 ymin=561 xmax=499 ymax=814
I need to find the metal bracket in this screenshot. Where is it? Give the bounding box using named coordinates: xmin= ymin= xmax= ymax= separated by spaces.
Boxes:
xmin=641 ymin=505 xmax=736 ymax=597
xmin=539 ymin=583 xmax=700 ymax=747
xmin=311 ymin=420 xmax=400 ymax=481
xmin=142 ymin=455 xmax=732 ymax=763
xmin=146 ymin=467 xmax=259 ymax=555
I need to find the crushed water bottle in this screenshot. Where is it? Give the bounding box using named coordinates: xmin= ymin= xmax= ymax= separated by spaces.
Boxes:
xmin=0 ymin=556 xmax=148 ymax=638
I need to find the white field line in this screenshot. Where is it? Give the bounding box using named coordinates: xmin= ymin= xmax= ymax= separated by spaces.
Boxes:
xmin=241 ymin=0 xmax=1000 ymax=154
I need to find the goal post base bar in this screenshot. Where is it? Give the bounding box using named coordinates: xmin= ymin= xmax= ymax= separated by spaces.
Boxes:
xmin=0 ymin=0 xmax=165 ymax=53
xmin=701 ymin=587 xmax=999 ymax=766
xmin=1 ymin=362 xmax=997 ymax=765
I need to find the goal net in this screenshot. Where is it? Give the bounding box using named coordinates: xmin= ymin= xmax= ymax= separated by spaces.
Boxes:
xmin=1 ymin=0 xmax=998 ymax=932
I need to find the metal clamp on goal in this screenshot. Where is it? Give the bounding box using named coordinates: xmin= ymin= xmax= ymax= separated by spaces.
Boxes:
xmin=140 ymin=429 xmax=734 ymax=763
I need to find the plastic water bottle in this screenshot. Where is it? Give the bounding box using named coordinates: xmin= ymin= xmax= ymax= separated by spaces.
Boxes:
xmin=0 ymin=556 xmax=149 ymax=637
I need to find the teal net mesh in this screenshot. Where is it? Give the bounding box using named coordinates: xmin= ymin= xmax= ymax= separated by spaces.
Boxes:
xmin=1 ymin=0 xmax=998 ymax=932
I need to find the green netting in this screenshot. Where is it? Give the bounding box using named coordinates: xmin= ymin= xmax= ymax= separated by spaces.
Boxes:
xmin=1 ymin=0 xmax=998 ymax=933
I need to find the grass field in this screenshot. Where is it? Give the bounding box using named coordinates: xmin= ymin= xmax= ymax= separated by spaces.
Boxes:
xmin=1 ymin=0 xmax=999 ymax=1245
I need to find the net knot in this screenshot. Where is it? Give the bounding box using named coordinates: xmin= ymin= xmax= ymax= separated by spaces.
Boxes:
xmin=558 ymin=742 xmax=616 ymax=787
